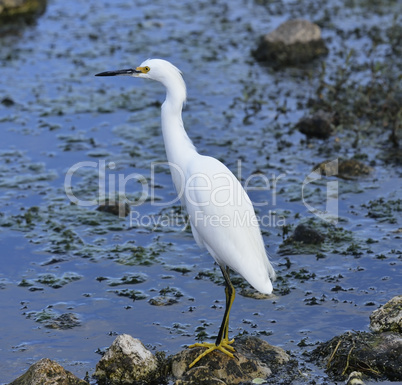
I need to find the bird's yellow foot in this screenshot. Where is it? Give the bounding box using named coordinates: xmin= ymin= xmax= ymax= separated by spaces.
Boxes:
xmin=188 ymin=338 xmax=235 ymax=368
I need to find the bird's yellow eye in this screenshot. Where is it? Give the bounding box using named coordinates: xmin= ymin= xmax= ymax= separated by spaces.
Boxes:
xmin=136 ymin=66 xmax=151 ymax=74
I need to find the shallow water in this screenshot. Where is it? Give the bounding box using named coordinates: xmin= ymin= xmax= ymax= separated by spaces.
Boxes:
xmin=0 ymin=0 xmax=401 ymax=383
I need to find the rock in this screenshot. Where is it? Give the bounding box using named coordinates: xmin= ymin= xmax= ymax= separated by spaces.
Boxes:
xmin=338 ymin=159 xmax=371 ymax=179
xmin=9 ymin=358 xmax=87 ymax=385
xmin=370 ymin=295 xmax=402 ymax=333
xmin=346 ymin=371 xmax=366 ymax=385
xmin=314 ymin=159 xmax=371 ymax=180
xmin=253 ymin=19 xmax=328 ymax=66
xmin=1 ymin=96 xmax=15 ymax=106
xmin=291 ymin=223 xmax=324 ymax=244
xmin=96 ymin=200 xmax=130 ymax=217
xmin=297 ymin=111 xmax=333 ymax=139
xmin=93 ymin=334 xmax=159 ymax=385
xmin=0 ymin=0 xmax=47 ymax=23
xmin=311 ymin=331 xmax=402 ymax=381
xmin=313 ymin=159 xmax=338 ymax=177
xmin=171 ymin=336 xmax=292 ymax=385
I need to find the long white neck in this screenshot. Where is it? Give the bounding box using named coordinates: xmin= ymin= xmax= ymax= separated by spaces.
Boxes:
xmin=160 ymin=76 xmax=197 ymax=167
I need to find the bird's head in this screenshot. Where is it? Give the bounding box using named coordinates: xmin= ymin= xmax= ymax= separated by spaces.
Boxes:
xmin=96 ymin=58 xmax=182 ymax=84
xmin=96 ymin=58 xmax=186 ymax=103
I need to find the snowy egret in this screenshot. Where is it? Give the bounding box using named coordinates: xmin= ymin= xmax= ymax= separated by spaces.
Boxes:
xmin=96 ymin=59 xmax=276 ymax=368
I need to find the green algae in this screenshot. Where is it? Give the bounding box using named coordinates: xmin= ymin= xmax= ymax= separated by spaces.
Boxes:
xmin=35 ymin=272 xmax=82 ymax=289
xmin=106 ymin=273 xmax=147 ymax=286
xmin=115 ymin=241 xmax=172 ymax=266
xmin=147 ymin=285 xmax=186 ymax=306
xmin=362 ymin=197 xmax=401 ymax=223
xmin=0 ymin=150 xmax=57 ymax=191
xmin=18 ymin=272 xmax=82 ymax=290
xmin=25 ymin=309 xmax=80 ymax=329
xmin=112 ymin=289 xmax=148 ymax=301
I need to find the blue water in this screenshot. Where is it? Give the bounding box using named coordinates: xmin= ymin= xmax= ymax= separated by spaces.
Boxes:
xmin=0 ymin=0 xmax=401 ymax=383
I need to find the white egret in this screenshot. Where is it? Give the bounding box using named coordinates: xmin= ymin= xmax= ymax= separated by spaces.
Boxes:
xmin=96 ymin=59 xmax=275 ymax=368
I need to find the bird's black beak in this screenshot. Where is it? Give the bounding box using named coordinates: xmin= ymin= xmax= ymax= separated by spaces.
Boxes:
xmin=95 ymin=68 xmax=141 ymax=76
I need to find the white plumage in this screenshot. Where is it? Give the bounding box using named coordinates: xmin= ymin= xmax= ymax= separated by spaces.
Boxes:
xmin=96 ymin=58 xmax=275 ymax=367
xmin=137 ymin=59 xmax=275 ymax=292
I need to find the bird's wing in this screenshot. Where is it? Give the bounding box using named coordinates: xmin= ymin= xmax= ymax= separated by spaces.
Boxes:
xmin=183 ymin=154 xmax=275 ymax=294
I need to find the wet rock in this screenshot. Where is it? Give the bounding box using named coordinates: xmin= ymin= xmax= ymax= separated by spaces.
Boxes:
xmin=370 ymin=295 xmax=402 ymax=333
xmin=346 ymin=371 xmax=366 ymax=385
xmin=338 ymin=159 xmax=371 ymax=179
xmin=291 ymin=223 xmax=324 ymax=244
xmin=171 ymin=336 xmax=293 ymax=385
xmin=1 ymin=96 xmax=15 ymax=106
xmin=9 ymin=358 xmax=87 ymax=385
xmin=296 ymin=111 xmax=333 ymax=139
xmin=96 ymin=200 xmax=130 ymax=217
xmin=93 ymin=334 xmax=159 ymax=385
xmin=0 ymin=0 xmax=47 ymax=23
xmin=314 ymin=158 xmax=372 ymax=180
xmin=313 ymin=159 xmax=339 ymax=177
xmin=311 ymin=331 xmax=402 ymax=381
xmin=253 ymin=19 xmax=328 ymax=66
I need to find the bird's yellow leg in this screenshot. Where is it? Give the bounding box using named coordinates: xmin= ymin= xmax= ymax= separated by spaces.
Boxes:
xmin=188 ymin=340 xmax=235 ymax=368
xmin=188 ymin=266 xmax=236 ymax=368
